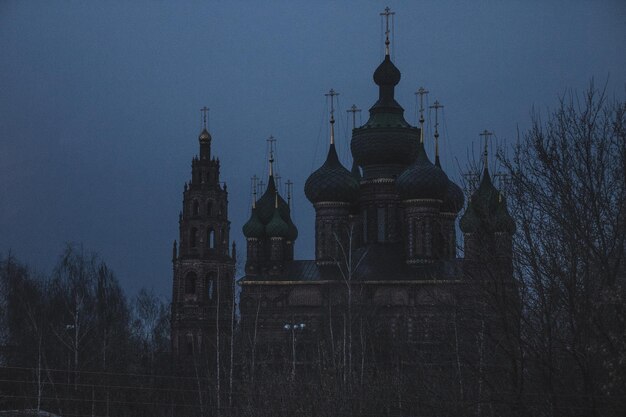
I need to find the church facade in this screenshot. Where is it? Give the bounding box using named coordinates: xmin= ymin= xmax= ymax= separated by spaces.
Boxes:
xmin=169 ymin=13 xmax=518 ymax=408
xmin=236 ymin=20 xmax=516 ymax=369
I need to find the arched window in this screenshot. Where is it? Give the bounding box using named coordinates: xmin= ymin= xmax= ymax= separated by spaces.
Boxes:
xmin=192 ymin=200 xmax=199 ymax=216
xmin=190 ymin=227 xmax=198 ymax=248
xmin=207 ymin=200 xmax=213 ymax=216
xmin=206 ymin=272 xmax=216 ymax=300
xmin=208 ymin=228 xmax=215 ymax=249
xmin=184 ymin=272 xmax=197 ymax=295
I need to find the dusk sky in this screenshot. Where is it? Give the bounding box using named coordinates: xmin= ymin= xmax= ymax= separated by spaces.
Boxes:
xmin=1 ymin=1 xmax=624 ymax=298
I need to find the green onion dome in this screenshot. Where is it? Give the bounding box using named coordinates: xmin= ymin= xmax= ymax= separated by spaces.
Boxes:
xmin=396 ymin=144 xmax=449 ymax=201
xmin=256 ymin=176 xmax=288 ymax=224
xmin=242 ymin=207 xmax=265 ymax=238
xmin=265 ymin=206 xmax=290 ymax=238
xmin=285 ymin=217 xmax=298 ymax=241
xmin=304 ymin=143 xmax=359 ymax=204
xmin=460 ymin=168 xmax=515 ymax=233
xmin=435 ymin=156 xmax=465 ymax=214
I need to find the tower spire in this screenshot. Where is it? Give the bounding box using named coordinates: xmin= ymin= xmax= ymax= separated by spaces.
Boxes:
xmin=429 ymin=100 xmax=444 ymax=159
xmin=479 ymin=129 xmax=493 ymax=173
xmin=380 ymin=7 xmax=395 ymax=57
xmin=416 ymin=87 xmax=429 ymax=143
xmin=325 ymin=89 xmax=339 ymax=145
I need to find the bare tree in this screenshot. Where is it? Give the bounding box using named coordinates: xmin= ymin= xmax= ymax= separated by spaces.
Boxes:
xmin=333 ymin=223 xmax=368 ymax=389
xmin=503 ymin=83 xmax=626 ymax=416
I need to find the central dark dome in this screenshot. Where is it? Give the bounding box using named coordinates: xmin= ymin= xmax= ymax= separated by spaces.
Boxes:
xmin=373 ymin=55 xmax=401 ymax=86
xmin=351 ymin=54 xmax=419 ymax=178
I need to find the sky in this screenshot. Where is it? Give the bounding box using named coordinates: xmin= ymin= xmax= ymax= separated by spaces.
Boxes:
xmin=1 ymin=1 xmax=624 ymax=298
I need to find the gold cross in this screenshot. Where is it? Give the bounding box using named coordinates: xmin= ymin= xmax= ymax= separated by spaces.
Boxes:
xmin=380 ymin=7 xmax=395 ymax=55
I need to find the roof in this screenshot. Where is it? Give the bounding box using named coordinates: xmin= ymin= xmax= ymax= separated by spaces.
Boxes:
xmin=240 ymin=244 xmax=463 ymax=284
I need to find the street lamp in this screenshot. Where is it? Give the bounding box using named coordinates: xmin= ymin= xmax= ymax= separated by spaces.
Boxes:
xmin=283 ymin=322 xmax=306 ymax=379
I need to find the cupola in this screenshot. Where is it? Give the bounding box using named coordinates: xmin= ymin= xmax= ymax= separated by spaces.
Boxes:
xmin=305 ymin=89 xmax=359 ymax=204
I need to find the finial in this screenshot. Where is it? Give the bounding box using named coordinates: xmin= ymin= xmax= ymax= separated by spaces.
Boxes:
xmin=251 ymin=175 xmax=259 ymax=208
xmin=325 ymin=89 xmax=339 ymax=145
xmin=380 ymin=7 xmax=395 ymax=57
xmin=286 ymin=179 xmax=293 ymax=208
xmin=429 ymin=100 xmax=444 ymax=157
xmin=416 ymin=87 xmax=429 ymax=143
xmin=479 ymin=129 xmax=493 ymax=172
xmin=200 ymin=106 xmax=210 ymax=130
xmin=347 ymin=104 xmax=361 ymax=129
xmin=267 ymin=135 xmax=276 ymax=176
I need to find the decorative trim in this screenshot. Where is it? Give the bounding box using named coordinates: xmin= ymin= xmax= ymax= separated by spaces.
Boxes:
xmin=403 ymin=198 xmax=443 ymax=204
xmin=314 ymin=202 xmax=351 ymax=208
xmin=361 ymin=178 xmax=395 ymax=185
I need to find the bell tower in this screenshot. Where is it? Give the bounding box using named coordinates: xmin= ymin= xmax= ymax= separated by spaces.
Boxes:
xmin=171 ymin=108 xmax=235 ymax=365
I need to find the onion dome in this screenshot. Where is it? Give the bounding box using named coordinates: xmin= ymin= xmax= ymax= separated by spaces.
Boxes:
xmin=435 ymin=156 xmax=465 ymax=214
xmin=493 ymin=193 xmax=516 ymax=234
xmin=265 ymin=205 xmax=289 ymax=238
xmin=199 ymin=128 xmax=211 ymax=144
xmin=460 ymin=168 xmax=515 ymax=234
xmin=305 ymin=143 xmax=359 ymax=204
xmin=396 ymin=144 xmax=449 ymax=201
xmin=242 ymin=206 xmax=264 ymax=238
xmin=285 ymin=217 xmax=298 ymax=241
xmin=256 ymin=175 xmax=288 ymax=223
xmin=373 ymin=55 xmax=401 ymax=87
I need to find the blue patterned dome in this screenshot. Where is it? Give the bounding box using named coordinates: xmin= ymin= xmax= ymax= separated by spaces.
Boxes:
xmin=396 ymin=144 xmax=449 ymax=201
xmin=305 ymin=144 xmax=359 ymax=204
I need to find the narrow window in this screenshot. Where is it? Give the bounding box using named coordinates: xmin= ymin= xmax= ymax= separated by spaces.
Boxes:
xmin=208 ymin=229 xmax=215 ymax=249
xmin=192 ymin=200 xmax=199 ymax=216
xmin=207 ymin=271 xmax=217 ymax=301
xmin=207 ymin=200 xmax=213 ymax=216
xmin=207 ymin=278 xmax=214 ymax=300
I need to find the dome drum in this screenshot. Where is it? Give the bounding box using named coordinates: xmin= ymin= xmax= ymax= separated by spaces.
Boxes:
xmin=351 ymin=128 xmax=419 ymax=173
